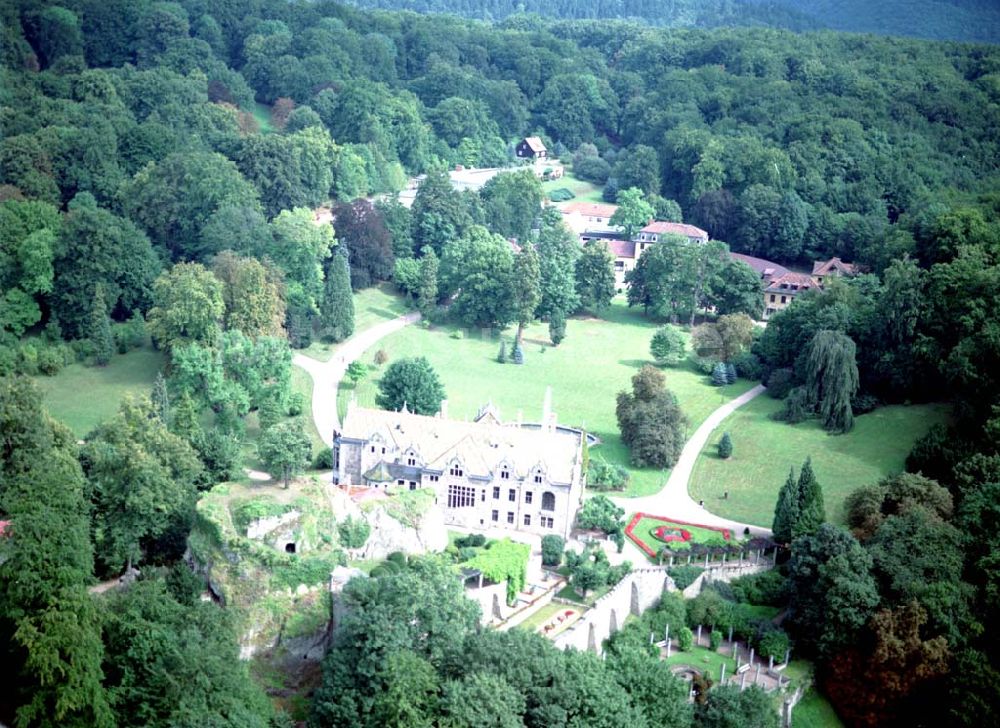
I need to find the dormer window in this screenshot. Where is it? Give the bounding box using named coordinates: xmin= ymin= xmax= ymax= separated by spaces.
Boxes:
xmin=500 ymin=465 xmax=510 ymax=480
xmin=449 ymin=464 xmax=463 ymax=477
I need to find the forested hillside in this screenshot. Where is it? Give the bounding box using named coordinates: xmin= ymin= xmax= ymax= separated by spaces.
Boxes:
xmin=348 ymin=0 xmax=1000 ymax=42
xmin=2 ymin=0 xmax=1000 ymax=726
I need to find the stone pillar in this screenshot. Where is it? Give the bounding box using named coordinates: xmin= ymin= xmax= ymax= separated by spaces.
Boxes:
xmin=697 ymin=625 xmax=702 ymax=646
xmin=784 ymin=647 xmax=791 ymax=665
xmin=769 ymin=654 xmax=775 ymax=670
xmin=740 ymin=671 xmax=747 ymax=691
xmin=728 ymin=625 xmax=734 ymax=643
xmin=721 ymin=552 xmax=727 ymax=567
xmin=749 ymin=647 xmax=755 ymax=665
xmin=755 ymin=663 xmax=761 ymax=685
xmin=665 ymin=624 xmax=670 ymax=644
xmin=704 ymin=553 xmax=709 ymax=568
xmin=666 ymin=638 xmax=671 ymax=658
xmin=649 ymin=632 xmax=654 ymax=644
xmin=720 ymin=663 xmax=726 ymax=684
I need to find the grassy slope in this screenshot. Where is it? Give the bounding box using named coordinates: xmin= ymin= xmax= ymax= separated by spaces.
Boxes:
xmin=795 ymin=687 xmax=846 ymax=727
xmin=688 ymin=396 xmax=950 ymax=527
xmin=543 ymin=170 xmax=604 ymax=204
xmin=35 ymin=344 xmax=166 ymax=436
xmin=337 ymin=301 xmax=753 ymax=497
xmin=300 ymin=283 xmax=410 ymax=362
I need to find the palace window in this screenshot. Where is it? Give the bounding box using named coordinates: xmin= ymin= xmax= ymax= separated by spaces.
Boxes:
xmin=523 ymin=514 xmax=531 ymax=526
xmin=770 ymin=294 xmax=776 ymax=302
xmin=492 ymin=486 xmax=500 ymax=499
xmin=508 ymin=488 xmax=516 ymax=502
xmin=449 ymin=464 xmax=464 ymax=477
xmin=506 ymin=512 xmax=515 ymax=524
xmin=541 ymin=492 xmax=556 ymax=511
xmin=447 ymin=484 xmax=476 ymax=508
xmin=541 ymin=516 xmax=554 ymax=529
xmin=429 ymin=474 xmax=439 ymax=482
xmin=407 ymin=457 xmax=416 ymax=466
xmin=525 ymin=491 xmax=533 ymax=504
xmin=534 ymin=474 xmax=543 ymax=484
xmin=500 ymin=467 xmax=510 ymax=480
xmin=780 ymin=295 xmax=787 ymax=304
xmin=491 ymin=510 xmax=498 ymax=522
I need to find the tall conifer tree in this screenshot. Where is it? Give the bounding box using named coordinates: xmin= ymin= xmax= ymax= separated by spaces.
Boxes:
xmin=772 ymin=468 xmax=799 ymax=544
xmin=321 ymin=245 xmax=355 ymax=342
xmin=794 ymin=457 xmax=826 ymax=537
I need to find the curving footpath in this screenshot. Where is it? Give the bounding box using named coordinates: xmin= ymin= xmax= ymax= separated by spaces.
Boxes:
xmin=293 ymin=311 xmax=421 ymax=446
xmin=612 ymin=384 xmax=771 ymax=560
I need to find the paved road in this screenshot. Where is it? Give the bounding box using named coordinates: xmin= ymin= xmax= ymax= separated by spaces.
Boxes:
xmin=612 ymin=384 xmax=771 ymax=560
xmin=293 ymin=311 xmax=421 ymax=446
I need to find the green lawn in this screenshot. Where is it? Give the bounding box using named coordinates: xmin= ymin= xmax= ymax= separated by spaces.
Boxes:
xmin=336 ymin=301 xmax=753 ymax=497
xmin=251 ymin=102 xmax=274 ymax=133
xmin=300 ymin=284 xmax=410 ymax=362
xmin=35 ymin=344 xmax=166 ymax=436
xmin=794 ymin=687 xmax=845 ymax=727
xmin=291 ymin=366 xmax=325 ymax=454
xmin=543 ymin=170 xmax=604 ymax=204
xmin=688 ymin=397 xmax=950 ymax=527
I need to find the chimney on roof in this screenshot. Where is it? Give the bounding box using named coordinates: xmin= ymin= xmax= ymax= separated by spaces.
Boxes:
xmin=439 ymin=399 xmax=449 ymax=420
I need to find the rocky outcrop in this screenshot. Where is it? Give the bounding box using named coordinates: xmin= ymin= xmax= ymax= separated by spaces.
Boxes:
xmin=356 ymin=502 xmax=448 ymax=560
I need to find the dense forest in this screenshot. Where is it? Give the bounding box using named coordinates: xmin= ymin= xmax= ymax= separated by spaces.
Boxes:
xmin=2 ymin=0 xmax=1000 ymax=725
xmin=348 ymin=0 xmax=1000 ymax=43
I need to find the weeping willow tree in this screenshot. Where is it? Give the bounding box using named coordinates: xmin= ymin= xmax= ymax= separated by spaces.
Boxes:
xmin=805 ymin=330 xmax=859 ymax=433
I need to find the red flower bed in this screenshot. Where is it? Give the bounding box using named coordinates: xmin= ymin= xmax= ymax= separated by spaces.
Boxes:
xmin=653 ymin=526 xmax=692 ymax=543
xmin=624 ymin=512 xmax=731 ymax=559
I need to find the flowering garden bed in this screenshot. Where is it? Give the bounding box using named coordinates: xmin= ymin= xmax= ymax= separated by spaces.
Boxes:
xmin=625 ymin=513 xmax=731 ymax=560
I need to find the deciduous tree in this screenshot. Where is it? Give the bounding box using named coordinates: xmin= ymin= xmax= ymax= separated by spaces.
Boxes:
xmin=376 ymin=357 xmax=446 ymax=416
xmin=575 ymin=239 xmax=616 ymax=314
xmin=257 ymin=419 xmax=312 ymax=488
xmin=147 ymin=263 xmax=225 ymax=354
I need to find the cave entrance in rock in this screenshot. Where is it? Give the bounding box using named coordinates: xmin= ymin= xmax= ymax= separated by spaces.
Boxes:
xmin=285 ymin=542 xmax=296 ymax=554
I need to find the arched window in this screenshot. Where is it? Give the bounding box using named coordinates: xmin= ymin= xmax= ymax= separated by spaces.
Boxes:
xmin=541 ymin=492 xmax=556 ymax=511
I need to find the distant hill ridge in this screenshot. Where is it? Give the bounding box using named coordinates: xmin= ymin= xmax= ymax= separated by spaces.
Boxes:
xmin=346 ymin=0 xmax=1000 ymax=43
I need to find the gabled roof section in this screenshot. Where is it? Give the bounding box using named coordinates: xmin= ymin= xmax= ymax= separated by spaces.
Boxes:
xmin=363 ymin=460 xmax=395 ymax=483
xmin=729 ymin=252 xmax=789 ymax=281
xmin=764 ymin=271 xmax=818 ymax=293
xmin=640 ymin=221 xmax=709 ymax=240
xmin=523 ymin=136 xmax=547 ymax=153
xmin=812 ymin=257 xmax=859 ymax=277
xmin=342 ymin=405 xmax=580 ymax=483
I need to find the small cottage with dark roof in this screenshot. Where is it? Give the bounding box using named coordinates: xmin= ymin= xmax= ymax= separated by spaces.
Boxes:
xmin=516 ymin=136 xmax=547 ymax=159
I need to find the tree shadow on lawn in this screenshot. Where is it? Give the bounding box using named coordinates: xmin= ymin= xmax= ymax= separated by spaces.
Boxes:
xmin=618 ymin=358 xmax=651 ymax=369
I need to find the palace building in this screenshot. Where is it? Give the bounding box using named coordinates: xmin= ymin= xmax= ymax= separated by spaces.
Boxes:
xmin=333 ymin=394 xmax=585 ymax=539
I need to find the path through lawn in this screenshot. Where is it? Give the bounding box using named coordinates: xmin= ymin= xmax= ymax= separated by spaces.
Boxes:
xmin=338 ymin=302 xmax=753 ymax=497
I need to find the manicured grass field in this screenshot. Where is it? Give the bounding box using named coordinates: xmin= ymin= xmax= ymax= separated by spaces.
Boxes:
xmin=300 ymin=283 xmax=410 ymax=362
xmin=543 ymin=170 xmax=604 ymax=203
xmin=337 ymin=301 xmax=754 ymax=497
xmin=688 ymin=396 xmax=950 ymax=527
xmin=35 ymin=344 xmax=166 ymax=436
xmin=515 ymin=602 xmax=578 ymax=632
xmin=291 ymin=366 xmax=325 ymax=454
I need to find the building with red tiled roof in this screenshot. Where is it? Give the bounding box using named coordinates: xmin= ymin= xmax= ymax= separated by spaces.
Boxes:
xmin=637 ymin=221 xmax=710 ymax=244
xmin=729 ymin=252 xmax=789 ymax=282
xmin=763 ymin=272 xmax=820 ymax=319
xmin=559 ymin=202 xmax=619 ymax=236
xmin=811 ymin=257 xmax=859 ymax=283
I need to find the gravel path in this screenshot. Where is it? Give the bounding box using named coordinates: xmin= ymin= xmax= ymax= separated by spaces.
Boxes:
xmin=292 ymin=311 xmax=422 ymax=446
xmin=612 ymin=384 xmax=771 ymax=560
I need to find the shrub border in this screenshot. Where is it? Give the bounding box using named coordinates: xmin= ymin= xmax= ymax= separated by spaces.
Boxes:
xmin=625 ymin=512 xmax=731 ymax=559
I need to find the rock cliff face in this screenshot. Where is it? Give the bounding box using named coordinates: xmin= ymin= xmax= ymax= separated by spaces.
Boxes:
xmin=356 ymin=502 xmax=448 ymax=560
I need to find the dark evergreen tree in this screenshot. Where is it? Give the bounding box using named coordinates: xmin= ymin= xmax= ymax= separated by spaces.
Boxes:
xmin=793 ymin=457 xmax=826 ymax=538
xmin=417 ymin=246 xmax=439 ymax=318
xmin=512 ymin=341 xmax=524 ymax=365
xmin=718 ymin=432 xmax=733 ymax=459
xmin=497 ymin=339 xmax=507 ymax=363
xmin=711 ymin=361 xmax=728 ymax=386
xmin=321 ymin=246 xmax=355 ymax=342
xmin=725 ymin=362 xmax=737 ymax=384
xmin=151 ymin=371 xmax=170 ymax=423
xmin=772 ymin=468 xmax=799 ymax=544
xmin=548 ymin=310 xmax=567 ymax=346
xmin=89 ymin=283 xmax=115 ymax=366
